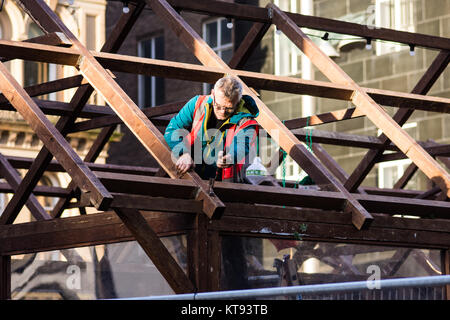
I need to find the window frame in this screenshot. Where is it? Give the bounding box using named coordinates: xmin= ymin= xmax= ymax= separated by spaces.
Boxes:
xmin=202 ymin=17 xmax=234 ymax=94
xmin=375 ymin=0 xmax=416 ymax=56
xmin=137 ymin=35 xmax=165 ymax=108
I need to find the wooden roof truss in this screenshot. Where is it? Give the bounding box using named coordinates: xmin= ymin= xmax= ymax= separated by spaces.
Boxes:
xmin=0 ymin=0 xmax=449 ymax=297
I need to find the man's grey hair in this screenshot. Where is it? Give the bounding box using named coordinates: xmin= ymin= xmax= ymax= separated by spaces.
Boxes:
xmin=214 ymin=76 xmax=242 ymax=103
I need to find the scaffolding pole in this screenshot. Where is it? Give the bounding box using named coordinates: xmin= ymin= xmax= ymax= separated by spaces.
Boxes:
xmin=115 ymin=275 xmax=450 ymax=300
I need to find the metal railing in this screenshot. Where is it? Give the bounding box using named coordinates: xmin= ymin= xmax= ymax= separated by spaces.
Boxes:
xmin=114 ymin=275 xmax=450 ymax=300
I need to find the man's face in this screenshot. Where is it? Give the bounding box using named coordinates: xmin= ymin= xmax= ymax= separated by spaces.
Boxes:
xmin=211 ymin=89 xmax=238 ymax=120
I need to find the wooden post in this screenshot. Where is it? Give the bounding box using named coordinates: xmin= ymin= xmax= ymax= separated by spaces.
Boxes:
xmin=0 ymin=255 xmax=11 ymax=300
xmin=114 ymin=208 xmax=195 ymax=294
xmin=442 ymin=250 xmax=450 ymax=300
xmin=270 ymin=4 xmax=450 ymax=199
xmin=187 ymin=213 xmax=209 ymax=292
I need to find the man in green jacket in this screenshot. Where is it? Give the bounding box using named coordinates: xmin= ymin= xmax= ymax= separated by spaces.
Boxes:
xmin=164 ymin=76 xmax=259 ymax=182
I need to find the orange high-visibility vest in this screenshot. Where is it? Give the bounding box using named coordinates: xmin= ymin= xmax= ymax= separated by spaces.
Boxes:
xmin=187 ymin=95 xmax=259 ymax=182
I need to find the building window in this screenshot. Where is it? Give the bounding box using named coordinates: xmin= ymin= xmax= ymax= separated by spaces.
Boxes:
xmin=202 ymin=17 xmax=233 ymax=93
xmin=273 ymin=0 xmax=302 ymax=76
xmin=378 ymin=158 xmax=413 ymax=189
xmin=377 ymin=122 xmax=417 ymax=189
xmin=86 ymin=14 xmax=97 ymax=51
xmin=375 ymin=0 xmax=416 ymax=55
xmin=24 ymin=23 xmax=57 ymax=100
xmin=138 ymin=35 xmax=165 ymax=108
xmin=36 ymin=175 xmax=60 ymax=212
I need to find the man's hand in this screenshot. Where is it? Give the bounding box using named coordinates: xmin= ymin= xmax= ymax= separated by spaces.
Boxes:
xmin=217 ymin=151 xmax=232 ymax=169
xmin=176 ymin=153 xmax=194 ymax=175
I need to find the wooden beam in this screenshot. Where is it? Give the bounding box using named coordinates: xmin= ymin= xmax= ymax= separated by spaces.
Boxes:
xmin=0 ymin=62 xmax=113 ymax=225
xmin=0 ymin=76 xmax=85 ymax=111
xmin=114 ymin=208 xmax=195 ymax=293
xmin=1 ymin=40 xmax=449 ymax=114
xmin=2 ymin=1 xmax=147 ymax=224
xmin=393 ymin=162 xmax=419 ymax=189
xmin=0 ymin=255 xmax=10 ymax=300
xmin=0 ymin=152 xmax=51 ymax=221
xmin=146 ymin=0 xmax=373 ymax=230
xmin=377 ymin=144 xmax=450 ymax=162
xmin=228 ymin=21 xmax=271 ymax=70
xmin=1 ymin=204 xmax=450 ymax=256
xmin=345 ymin=50 xmax=450 ymax=192
xmin=211 ymin=203 xmax=450 ymax=249
xmin=0 ymin=31 xmax=72 ymax=63
xmin=187 ymin=213 xmax=209 ymax=291
xmin=0 ymin=210 xmax=194 ymax=256
xmin=270 ymin=4 xmax=450 ymax=199
xmin=444 ymin=250 xmax=450 ymax=300
xmin=68 ymin=100 xmax=185 ymax=133
xmin=64 ymin=172 xmax=450 ymax=218
xmin=284 ymin=107 xmax=365 ymax=129
xmin=17 ymin=0 xmax=224 ymax=220
xmin=166 ymin=0 xmax=450 ymax=51
xmin=310 ymin=143 xmax=367 ymax=195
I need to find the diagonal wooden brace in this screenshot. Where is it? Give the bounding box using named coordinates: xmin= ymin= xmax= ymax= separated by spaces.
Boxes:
xmin=17 ymin=0 xmax=224 ymax=219
xmin=345 ymin=51 xmax=450 ymax=192
xmin=269 ymin=4 xmax=450 ymax=199
xmin=0 ymin=61 xmax=113 ymax=225
xmin=146 ymin=0 xmax=373 ymax=230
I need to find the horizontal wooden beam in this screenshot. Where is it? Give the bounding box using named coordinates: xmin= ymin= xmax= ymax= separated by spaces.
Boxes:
xmin=0 ymin=39 xmax=448 ymax=114
xmin=378 ymin=144 xmax=450 ymax=162
xmin=1 ymin=203 xmax=450 ymax=256
xmin=0 ymin=210 xmax=194 ymax=255
xmin=45 ymin=171 xmax=450 ymax=218
xmin=165 ymin=0 xmax=450 ymax=51
xmin=270 ymin=3 xmax=450 ymax=199
xmin=68 ymin=100 xmax=185 ymax=132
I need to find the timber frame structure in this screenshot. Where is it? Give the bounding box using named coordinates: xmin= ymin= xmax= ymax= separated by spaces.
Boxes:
xmin=0 ymin=0 xmax=450 ymax=298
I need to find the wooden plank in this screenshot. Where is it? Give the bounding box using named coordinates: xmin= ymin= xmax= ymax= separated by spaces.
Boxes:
xmin=0 ymin=31 xmax=71 ymax=63
xmin=311 ymin=143 xmax=367 ymax=195
xmin=17 ymin=0 xmax=224 ymax=220
xmin=228 ymin=21 xmax=271 ymax=69
xmin=189 ymin=213 xmax=208 ymax=292
xmin=0 ymin=75 xmax=85 ymax=110
xmin=94 ymin=171 xmax=198 ymax=199
xmin=146 ymin=0 xmax=373 ymax=230
xmin=50 ymin=126 xmax=119 ymax=218
xmin=1 ymin=204 xmax=450 ymax=256
xmin=114 ymin=208 xmax=195 ymax=293
xmin=378 ymin=144 xmax=450 ymax=162
xmin=444 ymin=250 xmax=450 ymax=300
xmin=109 ymin=193 xmax=201 ymax=213
xmin=3 ymin=1 xmax=147 ymax=223
xmin=0 ymin=255 xmax=10 ymax=300
xmin=211 ymin=181 xmax=450 ymax=218
xmin=211 ymin=215 xmax=450 ymax=249
xmin=68 ymin=100 xmax=185 ymax=133
xmin=2 ymin=154 xmax=159 ymax=176
xmin=0 ymin=62 xmax=113 ymax=225
xmin=345 ymin=51 xmax=450 ymax=192
xmin=0 ymin=152 xmax=51 ymax=221
xmin=270 ymin=4 xmax=450 ymax=199
xmin=166 ymin=0 xmax=450 ymax=51
xmin=207 ymin=230 xmax=221 ymax=292
xmin=0 ymin=211 xmax=194 ymax=256
xmin=1 ymin=39 xmax=449 ymax=114
xmin=393 ymin=162 xmax=419 ymax=189
xmin=283 ymin=107 xmax=365 ymax=129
